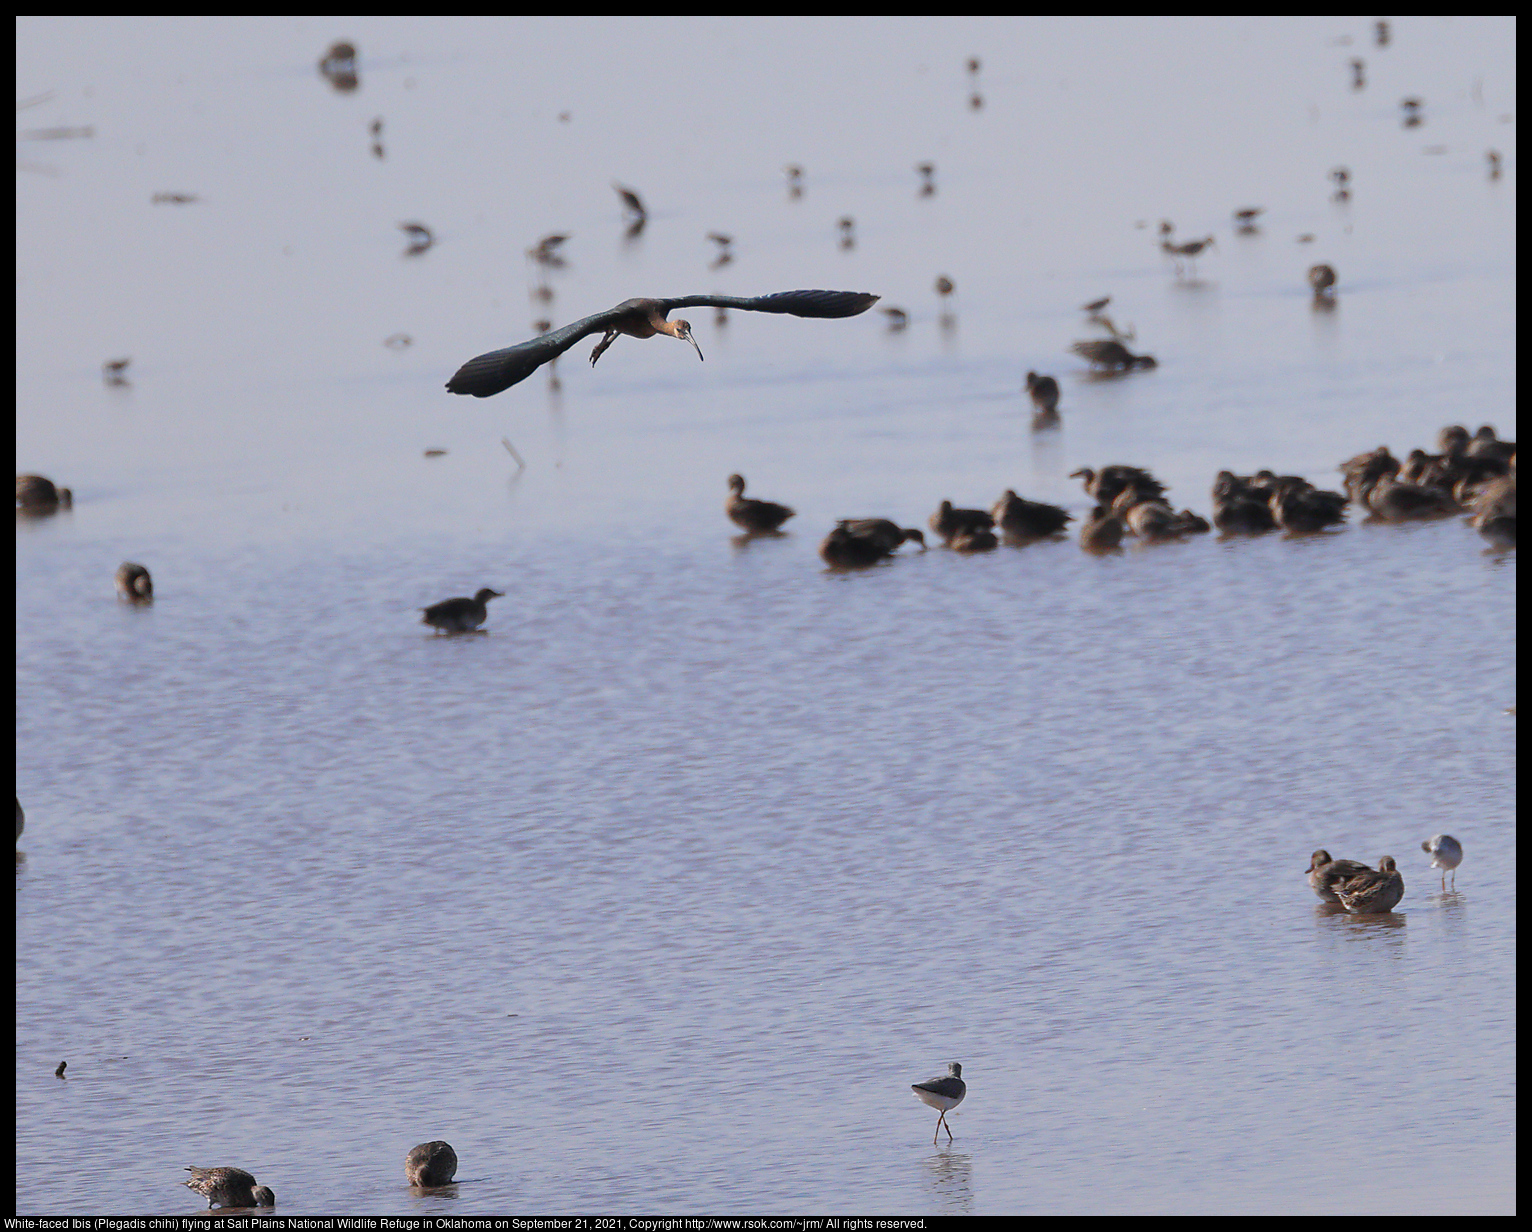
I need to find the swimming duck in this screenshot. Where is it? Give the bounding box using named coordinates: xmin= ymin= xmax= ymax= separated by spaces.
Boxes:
xmin=726 ymin=473 xmax=796 ymax=533
xmin=115 ymin=561 xmax=153 ymax=602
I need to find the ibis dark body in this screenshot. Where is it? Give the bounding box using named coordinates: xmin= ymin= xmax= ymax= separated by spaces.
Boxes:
xmin=446 ymin=289 xmax=879 ymax=398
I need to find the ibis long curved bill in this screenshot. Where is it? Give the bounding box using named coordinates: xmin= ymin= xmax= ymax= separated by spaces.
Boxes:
xmin=446 ymin=289 xmax=879 ymax=398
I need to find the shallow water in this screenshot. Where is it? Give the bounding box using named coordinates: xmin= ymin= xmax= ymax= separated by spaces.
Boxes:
xmin=17 ymin=16 xmax=1515 ymax=1216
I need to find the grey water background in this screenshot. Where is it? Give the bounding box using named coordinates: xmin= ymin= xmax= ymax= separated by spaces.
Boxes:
xmin=15 ymin=16 xmax=1515 ymax=1215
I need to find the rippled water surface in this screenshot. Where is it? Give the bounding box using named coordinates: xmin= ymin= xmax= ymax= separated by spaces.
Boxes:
xmin=17 ymin=15 xmax=1515 ymax=1216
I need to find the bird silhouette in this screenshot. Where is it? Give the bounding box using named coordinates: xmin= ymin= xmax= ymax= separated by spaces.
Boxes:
xmin=447 ymin=290 xmax=879 ymax=398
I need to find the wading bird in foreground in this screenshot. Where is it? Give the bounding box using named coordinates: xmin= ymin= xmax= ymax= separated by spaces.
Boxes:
xmin=446 ymin=289 xmax=880 ymax=398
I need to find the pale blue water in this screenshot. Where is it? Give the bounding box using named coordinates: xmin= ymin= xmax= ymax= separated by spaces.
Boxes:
xmin=17 ymin=15 xmax=1515 ymax=1216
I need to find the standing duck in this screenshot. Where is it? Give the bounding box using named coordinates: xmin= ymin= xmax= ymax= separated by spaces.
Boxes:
xmin=421 ymin=588 xmax=503 ymax=634
xmin=406 ymin=1140 xmax=459 ymax=1187
xmin=726 ymin=473 xmax=796 ymax=533
xmin=928 ymin=500 xmax=994 ymax=544
xmin=1306 ymin=849 xmax=1373 ymax=903
xmin=991 ymin=489 xmax=1072 ymax=541
xmin=1332 ymin=856 xmax=1405 ymax=914
xmin=183 ymin=1167 xmax=270 ymax=1210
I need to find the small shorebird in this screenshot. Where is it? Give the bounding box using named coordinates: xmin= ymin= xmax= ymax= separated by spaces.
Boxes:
xmin=1070 ymin=339 xmax=1156 ymax=371
xmin=1332 ymin=856 xmax=1405 ymax=915
xmin=420 ymin=588 xmax=503 ymax=634
xmin=1308 ymin=264 xmax=1337 ymax=298
xmin=1025 ymin=371 xmax=1061 ymax=427
xmin=912 ymin=1062 xmax=967 ymax=1143
xmin=399 ymin=222 xmax=434 ymax=255
xmin=613 ymin=182 xmax=647 ymax=222
xmin=115 ymin=561 xmax=153 ymax=603
xmin=1162 ymin=236 xmax=1215 ymax=277
xmin=726 ymin=474 xmax=795 ymax=533
xmin=406 ymin=1140 xmax=459 ymax=1187
xmin=1306 ymin=849 xmax=1372 ymax=903
xmin=184 ymin=1166 xmax=270 ymax=1210
xmin=1421 ymin=835 xmax=1463 ymax=890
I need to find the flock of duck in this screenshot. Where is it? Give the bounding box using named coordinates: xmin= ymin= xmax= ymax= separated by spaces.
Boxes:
xmin=715 ymin=418 xmax=1515 ymax=571
xmin=180 ymin=1140 xmax=458 ymax=1210
xmin=22 ymin=413 xmax=1509 ymax=635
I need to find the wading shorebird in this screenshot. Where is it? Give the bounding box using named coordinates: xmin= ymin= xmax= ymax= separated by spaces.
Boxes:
xmin=446 ymin=289 xmax=878 ymax=397
xmin=911 ymin=1062 xmax=967 ymax=1143
xmin=1421 ymin=834 xmax=1463 ymax=890
xmin=1025 ymin=371 xmax=1061 ymax=427
xmin=1162 ymin=235 xmax=1216 ymax=277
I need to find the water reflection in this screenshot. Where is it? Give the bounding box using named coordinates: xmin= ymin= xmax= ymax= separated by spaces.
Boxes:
xmin=919 ymin=1146 xmax=973 ymax=1214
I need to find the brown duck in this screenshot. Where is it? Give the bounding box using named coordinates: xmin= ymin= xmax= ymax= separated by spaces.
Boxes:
xmin=726 ymin=473 xmax=796 ymax=533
